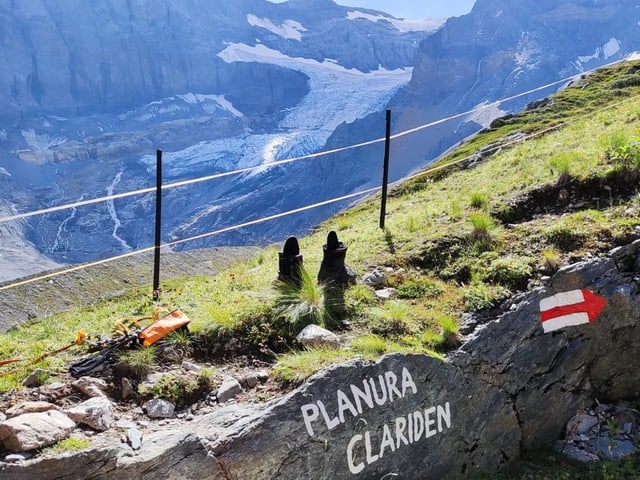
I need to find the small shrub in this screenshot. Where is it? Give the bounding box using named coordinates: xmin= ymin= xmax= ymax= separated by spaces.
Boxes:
xmin=485 ymin=256 xmax=533 ymax=291
xmin=397 ymin=278 xmax=443 ymax=299
xmin=462 ymin=283 xmax=511 ymax=312
xmin=345 ymin=284 xmax=377 ymax=306
xmin=141 ymin=372 xmax=212 ymax=407
xmin=604 ymin=131 xmax=640 ymax=170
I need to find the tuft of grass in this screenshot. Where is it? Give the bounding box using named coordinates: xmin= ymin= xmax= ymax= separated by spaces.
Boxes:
xmin=438 ymin=315 xmax=461 ymax=350
xmin=158 ymin=328 xmax=193 ymax=362
xmin=469 ymin=211 xmax=497 ymax=245
xmin=271 ymin=349 xmax=353 ymax=385
xmin=368 ymin=301 xmax=413 ymax=337
xmin=351 ymin=334 xmax=388 ymax=356
xmin=470 ymin=192 xmax=488 ymax=209
xmin=114 ymin=346 xmax=156 ymax=380
xmin=548 ymin=152 xmax=577 ymax=182
xmin=541 ymin=248 xmax=561 ymax=273
xmin=274 ymin=267 xmax=330 ymax=330
xmin=420 ymin=315 xmax=461 ymax=351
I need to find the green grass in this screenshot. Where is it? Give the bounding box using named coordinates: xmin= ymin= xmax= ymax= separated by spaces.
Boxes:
xmin=41 ymin=437 xmax=92 ymax=456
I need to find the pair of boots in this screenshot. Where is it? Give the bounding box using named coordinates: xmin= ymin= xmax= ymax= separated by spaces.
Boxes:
xmin=277 ymin=231 xmax=357 ymax=288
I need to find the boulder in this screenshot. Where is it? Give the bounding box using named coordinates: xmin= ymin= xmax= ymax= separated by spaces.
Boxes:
xmin=145 ymin=399 xmax=175 ymax=419
xmin=65 ymin=397 xmax=114 ymax=431
xmin=0 ymin=410 xmax=76 ymax=452
xmin=296 ymin=324 xmax=340 ymax=349
xmin=216 ymin=378 xmax=243 ymax=404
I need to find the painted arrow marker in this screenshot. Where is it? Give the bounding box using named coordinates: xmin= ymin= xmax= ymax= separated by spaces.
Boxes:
xmin=539 ymin=289 xmax=607 ymax=333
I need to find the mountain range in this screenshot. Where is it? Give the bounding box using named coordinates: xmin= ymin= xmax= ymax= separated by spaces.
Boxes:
xmin=0 ymin=0 xmax=638 ymax=283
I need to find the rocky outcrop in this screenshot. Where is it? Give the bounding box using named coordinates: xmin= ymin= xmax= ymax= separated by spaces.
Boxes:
xmin=1 ymin=240 xmax=639 ymax=479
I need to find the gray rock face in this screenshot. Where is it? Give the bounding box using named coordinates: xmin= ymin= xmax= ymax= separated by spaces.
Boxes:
xmin=1 ymin=243 xmax=639 ymax=478
xmin=201 ymin=354 xmax=520 ymax=479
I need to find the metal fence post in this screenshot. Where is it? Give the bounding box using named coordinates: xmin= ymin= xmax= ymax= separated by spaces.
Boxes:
xmin=152 ymin=149 xmax=162 ymax=301
xmin=379 ymin=109 xmax=391 ymax=229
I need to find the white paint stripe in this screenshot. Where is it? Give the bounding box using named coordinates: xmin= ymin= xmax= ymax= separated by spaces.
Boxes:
xmin=539 ymin=290 xmax=585 ymax=312
xmin=542 ymin=312 xmax=590 ymax=333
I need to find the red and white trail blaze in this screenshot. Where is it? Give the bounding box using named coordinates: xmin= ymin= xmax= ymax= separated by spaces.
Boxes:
xmin=539 ymin=289 xmax=607 ymax=333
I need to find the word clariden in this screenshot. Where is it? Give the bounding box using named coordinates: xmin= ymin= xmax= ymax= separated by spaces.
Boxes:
xmin=299 ymin=367 xmax=452 ymax=475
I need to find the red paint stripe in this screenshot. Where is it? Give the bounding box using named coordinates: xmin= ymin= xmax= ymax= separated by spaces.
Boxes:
xmin=541 ymin=289 xmax=607 ymax=323
xmin=541 ymin=304 xmax=585 ymax=322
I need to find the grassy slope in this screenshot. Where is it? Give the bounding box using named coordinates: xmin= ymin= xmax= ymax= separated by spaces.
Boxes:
xmin=1 ymin=61 xmax=640 ymax=478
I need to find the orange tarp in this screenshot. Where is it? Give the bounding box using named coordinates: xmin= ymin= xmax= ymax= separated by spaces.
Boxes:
xmin=139 ymin=309 xmax=191 ymax=346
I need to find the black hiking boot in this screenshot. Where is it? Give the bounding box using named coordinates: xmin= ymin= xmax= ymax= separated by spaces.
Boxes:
xmin=277 ymin=236 xmax=303 ymax=287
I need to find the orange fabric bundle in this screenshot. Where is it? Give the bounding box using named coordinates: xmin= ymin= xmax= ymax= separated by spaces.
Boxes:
xmin=139 ymin=309 xmax=191 ymax=346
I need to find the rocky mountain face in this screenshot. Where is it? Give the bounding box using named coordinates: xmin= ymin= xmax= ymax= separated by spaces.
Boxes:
xmin=1 ymin=240 xmax=638 ymax=479
xmin=0 ymin=0 xmax=435 ymax=280
xmin=386 ymin=0 xmax=640 ymax=174
xmin=1 ymin=0 xmax=640 ymax=282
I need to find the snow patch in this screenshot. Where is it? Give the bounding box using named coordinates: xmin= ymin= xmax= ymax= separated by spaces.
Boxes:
xmin=147 ymin=42 xmax=412 ymax=180
xmin=578 ymin=38 xmax=621 ymax=65
xmin=177 ymin=93 xmax=243 ymax=117
xmin=603 ymin=37 xmax=621 ymax=59
xmin=466 ymin=102 xmax=506 ymax=129
xmin=247 ymin=14 xmax=306 ymax=40
xmin=627 ymin=51 xmax=640 ymax=61
xmin=105 ymin=170 xmax=132 ymax=251
xmin=345 ymin=11 xmax=443 ymax=33
xmin=218 ymin=42 xmax=412 ymax=142
xmin=514 ymin=32 xmax=542 ymax=69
